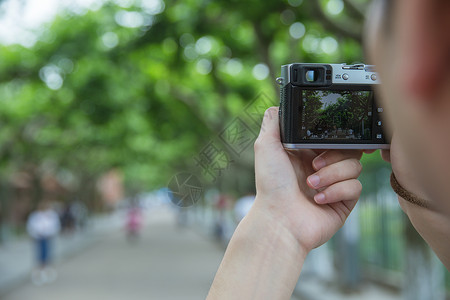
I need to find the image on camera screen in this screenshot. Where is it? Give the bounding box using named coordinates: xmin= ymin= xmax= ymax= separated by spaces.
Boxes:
xmin=300 ymin=90 xmax=373 ymax=140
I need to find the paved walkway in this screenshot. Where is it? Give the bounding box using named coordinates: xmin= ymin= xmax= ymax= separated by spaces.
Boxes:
xmin=1 ymin=205 xmax=400 ymax=300
xmin=2 ymin=207 xmax=225 ymax=300
xmin=3 ymin=207 xmax=304 ymax=300
xmin=0 ymin=211 xmax=124 ymax=296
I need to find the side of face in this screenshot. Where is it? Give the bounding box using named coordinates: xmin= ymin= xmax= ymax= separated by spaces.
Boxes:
xmin=366 ymin=0 xmax=450 ymax=206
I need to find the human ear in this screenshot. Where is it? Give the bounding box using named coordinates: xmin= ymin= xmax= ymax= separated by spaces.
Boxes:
xmin=394 ymin=0 xmax=450 ymax=101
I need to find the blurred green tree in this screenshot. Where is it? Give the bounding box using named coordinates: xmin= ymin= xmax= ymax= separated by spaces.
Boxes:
xmin=0 ymin=0 xmax=371 ymax=212
xmin=4 ymin=1 xmax=448 ymax=298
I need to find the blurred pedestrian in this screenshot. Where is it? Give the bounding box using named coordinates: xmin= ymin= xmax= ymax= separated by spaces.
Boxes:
xmin=60 ymin=202 xmax=76 ymax=235
xmin=213 ymin=194 xmax=230 ymax=241
xmin=71 ymin=199 xmax=88 ymax=231
xmin=126 ymin=205 xmax=143 ymax=242
xmin=26 ymin=200 xmax=61 ymax=286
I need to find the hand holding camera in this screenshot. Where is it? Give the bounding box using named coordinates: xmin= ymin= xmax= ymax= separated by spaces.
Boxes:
xmin=252 ymin=107 xmax=364 ymax=252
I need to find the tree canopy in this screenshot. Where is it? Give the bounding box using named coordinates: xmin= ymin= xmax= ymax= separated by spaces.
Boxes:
xmin=0 ymin=0 xmax=374 ymax=204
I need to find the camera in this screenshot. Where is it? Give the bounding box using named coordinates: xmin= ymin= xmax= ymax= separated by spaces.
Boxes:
xmin=277 ymin=63 xmax=390 ymax=149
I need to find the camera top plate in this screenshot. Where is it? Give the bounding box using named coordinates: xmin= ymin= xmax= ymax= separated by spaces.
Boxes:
xmin=278 ymin=63 xmax=380 ymax=88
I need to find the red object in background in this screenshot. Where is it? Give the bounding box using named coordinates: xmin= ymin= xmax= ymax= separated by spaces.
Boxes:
xmin=126 ymin=207 xmax=142 ymax=233
xmin=216 ymin=195 xmax=228 ymax=211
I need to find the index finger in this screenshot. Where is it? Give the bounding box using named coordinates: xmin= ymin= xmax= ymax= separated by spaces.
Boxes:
xmin=312 ymin=149 xmax=363 ymax=171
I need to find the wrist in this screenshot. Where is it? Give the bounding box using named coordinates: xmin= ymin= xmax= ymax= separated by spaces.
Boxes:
xmin=220 ymin=203 xmax=308 ymax=299
xmin=239 ymin=198 xmax=310 ymax=258
xmin=208 ymin=200 xmax=309 ymax=300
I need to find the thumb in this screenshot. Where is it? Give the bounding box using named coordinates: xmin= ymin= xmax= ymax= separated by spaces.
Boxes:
xmin=254 ymin=106 xmax=293 ymax=195
xmin=256 ymin=107 xmax=281 ymax=146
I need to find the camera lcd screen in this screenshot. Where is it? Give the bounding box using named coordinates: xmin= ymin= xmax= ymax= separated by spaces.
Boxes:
xmin=300 ymin=90 xmax=374 ymax=140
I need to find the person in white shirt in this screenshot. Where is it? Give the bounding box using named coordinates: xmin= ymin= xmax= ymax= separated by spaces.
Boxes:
xmin=27 ymin=200 xmax=61 ymax=285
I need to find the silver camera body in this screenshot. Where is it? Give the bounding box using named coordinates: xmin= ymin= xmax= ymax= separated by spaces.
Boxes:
xmin=278 ymin=63 xmax=390 ymax=149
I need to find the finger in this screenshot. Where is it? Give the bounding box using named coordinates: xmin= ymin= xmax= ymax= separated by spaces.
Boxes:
xmin=307 ymin=158 xmax=362 ymax=189
xmin=312 ymin=149 xmax=363 ymax=171
xmin=255 ymin=107 xmax=280 ymax=145
xmin=254 ymin=106 xmax=286 ymax=158
xmin=380 ymin=149 xmax=391 ymax=162
xmin=254 ymin=107 xmax=294 ymax=194
xmin=313 ymin=179 xmax=362 ymax=204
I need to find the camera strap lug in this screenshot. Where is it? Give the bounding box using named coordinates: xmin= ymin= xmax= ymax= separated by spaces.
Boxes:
xmin=276 ymin=77 xmax=284 ymax=86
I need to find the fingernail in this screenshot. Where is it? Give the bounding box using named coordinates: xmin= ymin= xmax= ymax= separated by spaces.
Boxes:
xmin=313 ymin=157 xmax=326 ymax=170
xmin=314 ymin=193 xmax=325 ymax=204
xmin=308 ymin=175 xmax=320 ymax=187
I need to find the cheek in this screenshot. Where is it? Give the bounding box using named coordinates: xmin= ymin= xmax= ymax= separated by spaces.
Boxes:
xmin=392 ymin=81 xmax=450 ymax=204
xmin=366 ymin=1 xmax=450 ymax=203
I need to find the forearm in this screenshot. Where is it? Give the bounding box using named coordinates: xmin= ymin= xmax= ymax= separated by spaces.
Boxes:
xmin=399 ymin=197 xmax=450 ymax=269
xmin=207 ymin=205 xmax=307 ymax=300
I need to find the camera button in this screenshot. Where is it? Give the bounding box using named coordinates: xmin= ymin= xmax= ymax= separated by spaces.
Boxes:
xmin=371 ymin=74 xmax=377 ymax=81
xmin=377 ymin=107 xmax=383 ymax=113
xmin=342 ymin=73 xmax=349 ymax=80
